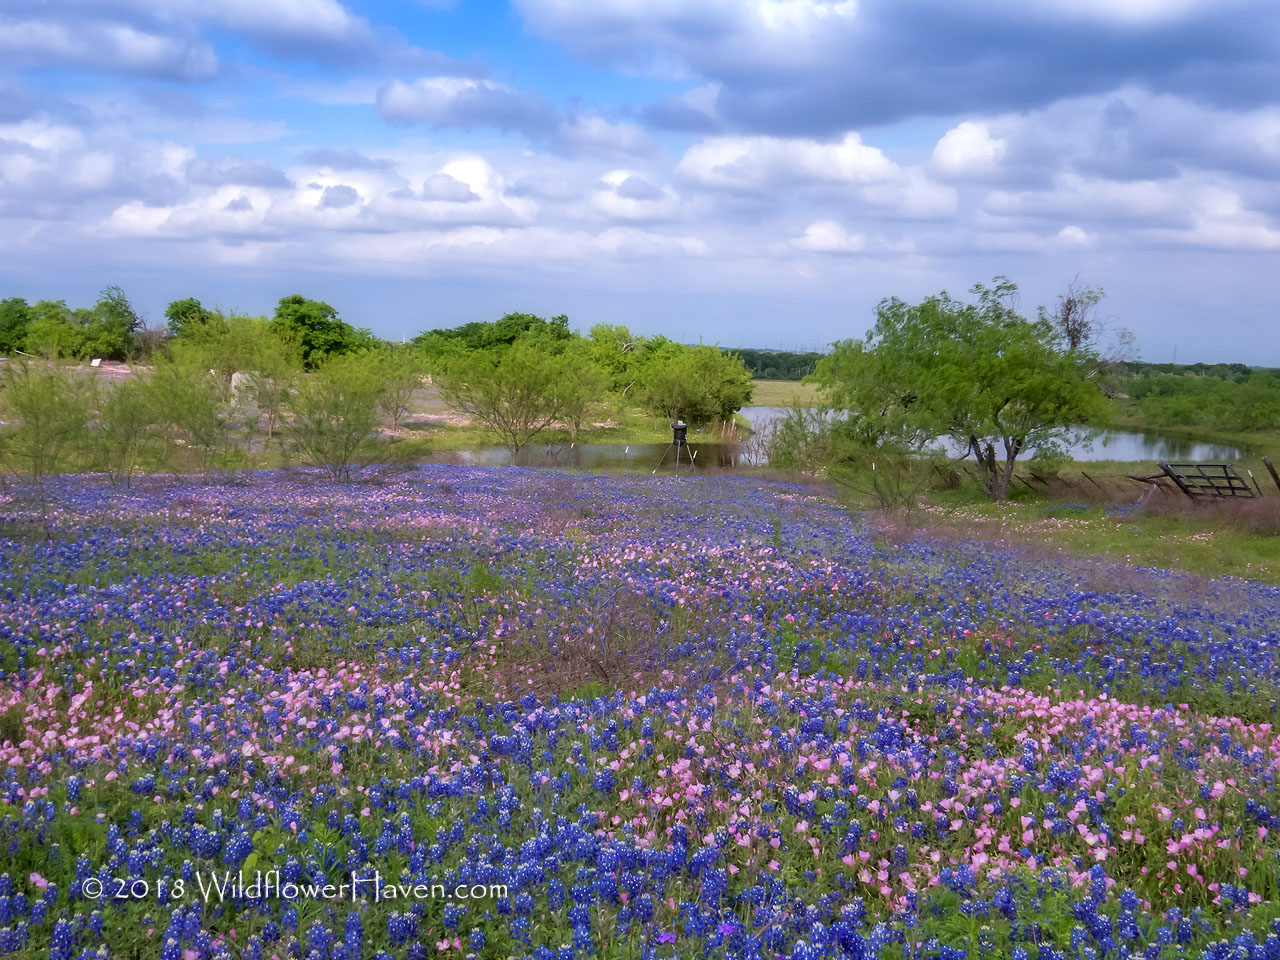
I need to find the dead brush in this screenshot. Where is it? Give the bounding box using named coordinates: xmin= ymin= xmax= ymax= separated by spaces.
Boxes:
xmin=485 ymin=587 xmax=724 ymax=701
xmin=1133 ymin=490 xmax=1280 ymax=534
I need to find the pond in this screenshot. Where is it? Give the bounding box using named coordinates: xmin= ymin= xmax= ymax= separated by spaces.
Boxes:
xmin=739 ymin=406 xmax=1248 ymax=463
xmin=422 ymin=407 xmax=1247 ymax=470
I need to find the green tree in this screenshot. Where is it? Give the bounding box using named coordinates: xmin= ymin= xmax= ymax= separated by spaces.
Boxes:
xmin=164 ymin=297 xmax=219 ymax=339
xmin=0 ymin=361 xmax=93 ymax=531
xmin=636 ymin=343 xmax=753 ymax=429
xmin=814 ymin=278 xmax=1106 ymax=500
xmin=271 ymin=294 xmax=372 ymax=368
xmin=419 ymin=312 xmax=571 ymax=352
xmin=90 ymin=375 xmax=158 ymax=487
xmin=436 ymin=338 xmax=569 ymax=461
xmin=0 ymin=297 xmax=31 ymax=355
xmin=284 ymin=354 xmax=388 ymax=480
xmin=587 ymin=323 xmax=645 ymax=396
xmin=373 ymin=350 xmax=424 ymax=429
xmin=552 ymin=339 xmax=608 ymax=440
xmin=145 ymin=357 xmax=242 ymax=474
xmin=24 ymin=300 xmax=81 ymax=359
xmin=81 ymin=285 xmax=142 ymax=360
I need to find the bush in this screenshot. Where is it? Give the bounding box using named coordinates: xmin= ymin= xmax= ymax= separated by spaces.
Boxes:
xmin=0 ymin=361 xmax=93 ymax=528
xmin=284 ymin=355 xmax=390 ymax=480
xmin=91 ymin=375 xmax=158 ymax=488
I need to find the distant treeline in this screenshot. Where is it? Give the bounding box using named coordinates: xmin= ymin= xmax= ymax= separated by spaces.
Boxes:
xmin=1110 ymin=361 xmax=1280 ymax=433
xmin=722 ymin=348 xmax=824 ymax=380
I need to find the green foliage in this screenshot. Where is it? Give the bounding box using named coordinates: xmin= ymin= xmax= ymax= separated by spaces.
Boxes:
xmin=23 ymin=300 xmax=80 ymax=359
xmin=728 ymin=347 xmax=823 ymax=381
xmin=436 ymin=337 xmax=571 ymax=460
xmin=373 ymin=349 xmax=425 ymax=429
xmin=753 ymin=405 xmax=845 ymax=475
xmin=586 ymin=323 xmax=645 ymax=394
xmin=164 ymin=297 xmax=219 ymax=339
xmin=84 ymin=285 xmax=142 ymax=360
xmin=0 ymin=297 xmax=30 ymax=355
xmin=271 ymin=294 xmax=373 ymax=368
xmin=635 ymin=342 xmax=753 ymax=429
xmin=7 ymin=287 xmax=141 ymax=360
xmin=284 ymin=354 xmax=389 ymax=480
xmin=419 ymin=311 xmax=572 ymax=352
xmin=552 ymin=339 xmax=607 ymax=439
xmin=90 ymin=375 xmax=157 ymax=487
xmin=1126 ymin=370 xmax=1280 ymax=433
xmin=145 ymin=357 xmax=242 ymax=474
xmin=815 ymin=277 xmax=1107 ymax=500
xmin=0 ymin=362 xmax=93 ymax=526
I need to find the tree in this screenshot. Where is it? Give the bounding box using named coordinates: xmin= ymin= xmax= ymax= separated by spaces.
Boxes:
xmin=0 ymin=297 xmax=31 ymax=355
xmin=284 ymin=354 xmax=388 ymax=480
xmin=420 ymin=312 xmax=572 ymax=352
xmin=636 ymin=343 xmax=753 ymax=429
xmin=587 ymin=323 xmax=644 ymax=395
xmin=165 ymin=297 xmax=219 ymax=339
xmin=24 ymin=300 xmax=80 ymax=359
xmin=813 ymin=278 xmax=1107 ymax=500
xmin=145 ymin=357 xmax=242 ymax=474
xmin=373 ymin=350 xmax=424 ymax=429
xmin=271 ymin=294 xmax=372 ymax=368
xmin=82 ymin=285 xmax=142 ymax=360
xmin=0 ymin=361 xmax=92 ymax=531
xmin=552 ymin=340 xmax=608 ymax=440
xmin=436 ymin=338 xmax=569 ymax=461
xmin=90 ymin=375 xmax=157 ymax=487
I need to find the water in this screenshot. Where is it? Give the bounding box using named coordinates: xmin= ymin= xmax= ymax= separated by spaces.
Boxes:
xmin=738 ymin=406 xmax=1246 ymax=462
xmin=426 ymin=441 xmax=741 ymax=471
xmin=423 ymin=407 xmax=1246 ymax=470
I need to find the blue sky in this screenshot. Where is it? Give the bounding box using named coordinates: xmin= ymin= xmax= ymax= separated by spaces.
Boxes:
xmin=2 ymin=0 xmax=1279 ymax=361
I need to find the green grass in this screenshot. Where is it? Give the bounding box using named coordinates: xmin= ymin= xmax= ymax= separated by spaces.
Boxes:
xmin=748 ymin=379 xmax=823 ymax=406
xmin=398 ymin=406 xmax=673 ymax=453
xmin=834 ymin=452 xmax=1280 ymax=584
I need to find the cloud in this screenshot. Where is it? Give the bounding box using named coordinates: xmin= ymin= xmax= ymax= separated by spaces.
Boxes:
xmin=677 ymin=133 xmax=898 ymax=191
xmin=790 ymin=220 xmax=867 ymax=254
xmin=420 ymin=173 xmax=478 ymax=202
xmin=319 ymin=184 xmax=361 ymax=209
xmin=188 ymin=156 xmax=292 ymax=188
xmin=300 ymin=149 xmax=396 ymax=172
xmin=553 ymin=115 xmax=654 ymax=156
xmin=0 ymin=16 xmax=218 ymax=81
xmin=515 ymin=0 xmax=1280 ymax=134
xmin=377 ymin=78 xmax=557 ymax=137
xmin=591 ymin=170 xmax=680 ymax=221
xmin=932 ymin=121 xmax=1007 ymax=178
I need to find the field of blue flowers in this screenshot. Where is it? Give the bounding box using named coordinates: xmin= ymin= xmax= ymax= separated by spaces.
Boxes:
xmin=2 ymin=467 xmax=1280 ymax=960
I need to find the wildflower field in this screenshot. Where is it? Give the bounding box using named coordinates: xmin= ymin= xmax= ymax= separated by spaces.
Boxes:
xmin=2 ymin=468 xmax=1280 ymax=960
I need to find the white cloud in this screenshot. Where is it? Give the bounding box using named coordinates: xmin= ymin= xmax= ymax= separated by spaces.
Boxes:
xmin=677 ymin=133 xmax=898 ymax=190
xmin=789 ymin=220 xmax=866 ymax=253
xmin=0 ymin=18 xmax=218 ymax=80
xmin=932 ymin=121 xmax=1007 ymax=178
xmin=377 ymin=78 xmax=556 ymax=136
xmin=591 ymin=170 xmax=680 ymax=220
xmin=555 ymin=115 xmax=653 ymax=156
xmin=1055 ymin=224 xmax=1093 ymax=246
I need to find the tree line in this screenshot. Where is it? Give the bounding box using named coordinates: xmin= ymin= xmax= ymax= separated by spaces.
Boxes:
xmin=0 ymin=292 xmax=757 ymax=515
xmin=418 ymin=314 xmax=753 ymax=456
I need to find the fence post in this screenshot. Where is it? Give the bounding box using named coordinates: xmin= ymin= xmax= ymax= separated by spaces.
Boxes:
xmin=1264 ymin=457 xmax=1280 ymax=494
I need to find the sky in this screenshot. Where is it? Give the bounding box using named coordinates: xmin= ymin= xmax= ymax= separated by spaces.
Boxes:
xmin=2 ymin=0 xmax=1279 ymax=361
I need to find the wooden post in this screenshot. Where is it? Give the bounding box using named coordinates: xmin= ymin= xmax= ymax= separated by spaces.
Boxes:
xmin=1264 ymin=457 xmax=1280 ymax=494
xmin=1081 ymin=471 xmax=1105 ymax=492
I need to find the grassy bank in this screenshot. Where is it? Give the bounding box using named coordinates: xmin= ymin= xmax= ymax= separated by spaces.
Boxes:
xmin=826 ymin=453 xmax=1280 ymax=585
xmin=748 ymin=378 xmax=823 ymax=406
